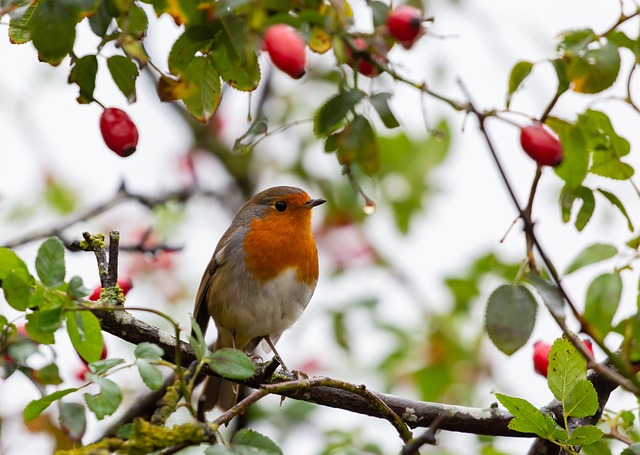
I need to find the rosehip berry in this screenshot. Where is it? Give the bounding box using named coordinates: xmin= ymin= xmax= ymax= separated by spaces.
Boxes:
xmin=346 ymin=38 xmax=379 ymax=77
xmin=88 ymin=277 xmax=134 ymax=301
xmin=99 ymin=107 xmax=139 ymax=157
xmin=387 ymin=5 xmax=424 ymax=49
xmin=76 ymin=365 xmax=90 ymax=381
xmin=263 ymin=24 xmax=306 ymax=79
xmin=519 ymin=124 xmax=563 ymax=167
xmin=533 ymin=341 xmax=551 ymax=377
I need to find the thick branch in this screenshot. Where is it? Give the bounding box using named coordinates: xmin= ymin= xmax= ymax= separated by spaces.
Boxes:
xmin=92 ymin=306 xmax=519 ymax=437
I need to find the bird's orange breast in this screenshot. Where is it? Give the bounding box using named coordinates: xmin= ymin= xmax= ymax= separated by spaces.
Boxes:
xmin=243 ymin=209 xmax=319 ymax=286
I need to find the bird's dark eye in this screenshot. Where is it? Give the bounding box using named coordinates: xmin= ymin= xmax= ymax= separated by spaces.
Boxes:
xmin=275 ymin=201 xmax=287 ymax=212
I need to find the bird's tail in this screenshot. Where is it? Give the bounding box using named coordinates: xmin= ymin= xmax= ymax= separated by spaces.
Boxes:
xmin=198 ymin=336 xmax=239 ymax=413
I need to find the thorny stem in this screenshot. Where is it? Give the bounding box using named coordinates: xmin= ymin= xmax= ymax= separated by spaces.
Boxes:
xmin=459 ymin=80 xmax=640 ymax=396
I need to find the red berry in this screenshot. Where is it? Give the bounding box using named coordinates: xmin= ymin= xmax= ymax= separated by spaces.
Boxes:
xmin=100 ymin=107 xmax=139 ymax=157
xmin=533 ymin=341 xmax=551 ymax=377
xmin=346 ymin=38 xmax=379 ymax=77
xmin=387 ymin=5 xmax=423 ymax=49
xmin=519 ymin=124 xmax=563 ymax=167
xmin=263 ymin=24 xmax=306 ymax=79
xmin=76 ymin=365 xmax=90 ymax=381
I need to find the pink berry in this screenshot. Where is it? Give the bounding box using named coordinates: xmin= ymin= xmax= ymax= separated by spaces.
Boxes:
xmin=387 ymin=5 xmax=423 ymax=49
xmin=263 ymin=25 xmax=306 ymax=79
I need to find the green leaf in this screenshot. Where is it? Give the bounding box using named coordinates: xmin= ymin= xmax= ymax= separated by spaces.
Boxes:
xmin=548 ymin=337 xmax=586 ymax=406
xmin=596 ymin=188 xmax=634 ymax=231
xmin=565 ymin=243 xmax=618 ymax=275
xmin=369 ymin=93 xmax=400 ymax=129
xmin=59 ymin=402 xmax=86 ymax=442
xmin=484 ymin=284 xmax=537 ymax=355
xmin=26 ymin=305 xmax=63 ymax=344
xmin=7 ymin=339 xmax=38 ymax=363
xmin=33 ymin=363 xmax=63 ymax=385
xmin=559 ymin=185 xmax=595 ymax=231
xmin=89 ymin=358 xmax=125 ymax=376
xmin=231 ymin=429 xmax=283 ymax=455
xmin=336 ymin=115 xmax=380 ymax=176
xmin=206 ymin=348 xmax=255 ymax=380
xmin=584 ymin=273 xmax=622 ymax=339
xmin=9 ymin=1 xmax=37 ymax=44
xmin=30 ymin=0 xmax=78 ymax=66
xmin=116 ymin=3 xmax=148 ymax=40
xmin=88 ymin=0 xmax=113 ymax=36
xmin=84 ymin=375 xmax=123 ymax=420
xmin=558 ymin=28 xmax=598 ymax=55
xmin=205 ymin=446 xmax=235 ymax=455
xmin=550 ymin=58 xmax=570 ymax=96
xmin=36 ymin=237 xmax=66 ymax=287
xmin=331 ymin=310 xmax=349 ymax=352
xmin=547 ymin=118 xmax=589 ymax=188
xmin=370 ymin=0 xmax=389 ymax=28
xmin=567 ymin=425 xmax=603 ymax=446
xmin=564 ymin=380 xmax=599 ymax=418
xmin=189 ymin=315 xmax=207 ymax=361
xmin=527 ymin=275 xmax=565 ymax=320
xmin=578 ymin=110 xmax=633 ymax=181
xmin=494 ymin=392 xmax=556 ymax=438
xmin=24 ymin=388 xmax=78 ymax=423
xmin=506 ymin=60 xmax=534 ymax=108
xmin=67 ymin=276 xmax=89 ymax=299
xmin=134 ymin=342 xmax=164 ymax=359
xmin=314 ymin=89 xmax=366 ymax=136
xmin=622 ymin=443 xmax=640 ymax=455
xmin=168 ymin=25 xmax=215 ymax=75
xmin=159 ymin=55 xmax=222 ymax=123
xmin=136 ymin=360 xmax=163 ymax=391
xmin=66 ymin=310 xmax=103 ymax=363
xmin=210 ymin=16 xmax=261 ymax=91
xmin=568 ymin=42 xmax=620 ymax=94
xmin=107 ymin=55 xmax=139 ymax=103
xmin=0 ymin=248 xmax=35 ymax=311
xmin=68 ymin=54 xmax=98 ymax=103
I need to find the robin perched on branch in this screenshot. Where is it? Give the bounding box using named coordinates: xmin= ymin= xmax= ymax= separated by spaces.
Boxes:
xmin=193 ymin=186 xmax=325 ymax=412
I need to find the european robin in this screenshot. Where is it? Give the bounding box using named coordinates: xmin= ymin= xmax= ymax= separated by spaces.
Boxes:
xmin=193 ymin=186 xmax=325 ymax=412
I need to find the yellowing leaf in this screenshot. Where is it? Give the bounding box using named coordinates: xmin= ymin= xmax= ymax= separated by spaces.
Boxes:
xmin=309 ymin=27 xmax=332 ymax=54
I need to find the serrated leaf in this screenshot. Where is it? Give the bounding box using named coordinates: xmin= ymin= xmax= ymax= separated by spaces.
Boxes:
xmin=546 ymin=118 xmax=588 ymax=188
xmin=527 ymin=275 xmax=565 ymax=320
xmin=314 ymin=89 xmax=366 ymax=136
xmin=168 ymin=26 xmax=215 ymax=75
xmin=370 ymin=93 xmax=400 ymax=129
xmin=336 ymin=115 xmax=380 ymax=176
xmin=24 ymin=388 xmax=78 ymax=423
xmin=548 ymin=338 xmax=586 ymax=406
xmin=59 ymin=402 xmax=86 ymax=442
xmin=9 ymin=1 xmax=37 ymax=44
xmin=494 ymin=393 xmax=555 ymax=438
xmin=30 ymin=0 xmax=78 ymax=66
xmin=66 ymin=310 xmax=103 ymax=363
xmin=584 ymin=273 xmax=622 ymax=339
xmin=565 ymin=243 xmax=617 ymax=275
xmin=107 ymin=55 xmax=139 ymax=103
xmin=36 ymin=237 xmax=66 ymax=288
xmin=160 ymin=55 xmax=221 ymax=123
xmin=485 ymin=284 xmax=537 ymax=355
xmin=84 ymin=375 xmax=123 ymax=420
xmin=68 ymin=54 xmax=98 ymax=103
xmin=231 ymin=429 xmax=283 ymax=454
xmin=569 ymin=42 xmax=620 ymax=94
xmin=567 ymin=425 xmax=603 ymax=446
xmin=597 ymin=188 xmax=634 ymax=231
xmin=506 ymin=60 xmax=533 ymax=108
xmin=565 ymin=380 xmax=599 ymax=418
xmin=137 ymin=360 xmax=163 ymax=391
xmin=206 ymin=348 xmax=255 ymax=380
xmin=134 ymin=342 xmax=164 ymax=359
xmin=88 ymin=358 xmax=125 ymax=375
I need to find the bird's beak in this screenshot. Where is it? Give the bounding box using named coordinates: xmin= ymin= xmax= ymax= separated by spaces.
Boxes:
xmin=305 ymin=198 xmax=326 ymax=209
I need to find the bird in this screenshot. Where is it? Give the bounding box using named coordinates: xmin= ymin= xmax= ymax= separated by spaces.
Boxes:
xmin=193 ymin=185 xmax=325 ymax=412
